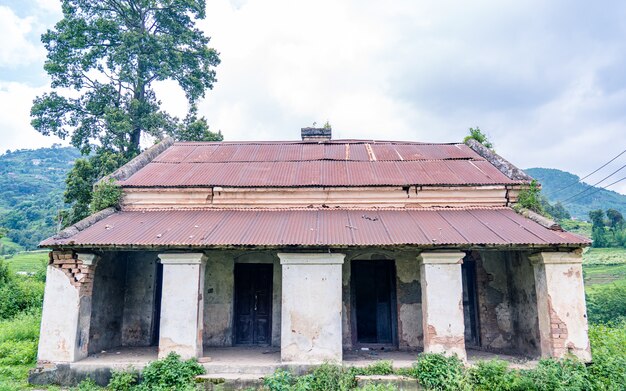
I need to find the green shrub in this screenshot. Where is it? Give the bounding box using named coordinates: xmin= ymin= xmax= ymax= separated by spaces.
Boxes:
xmin=0 ymin=311 xmax=40 ymax=343
xmin=361 ymin=360 xmax=394 ymax=375
xmin=586 ymin=281 xmax=626 ymax=324
xmin=0 ymin=340 xmax=37 ymax=365
xmin=526 ymin=359 xmax=590 ymax=391
xmin=138 ymin=352 xmax=204 ymax=390
xmin=74 ymin=377 xmax=103 ymax=390
xmin=308 ymin=363 xmax=356 ymax=391
xmin=90 ymin=178 xmax=123 ymax=213
xmin=108 ymin=369 xmax=139 ymax=391
xmin=409 ymin=353 xmax=464 ymax=391
xmin=264 ymin=368 xmax=294 ymax=391
xmin=466 ymin=360 xmax=535 ymax=391
xmin=0 ymin=277 xmax=44 ymax=320
xmin=587 ymin=322 xmax=626 ymax=389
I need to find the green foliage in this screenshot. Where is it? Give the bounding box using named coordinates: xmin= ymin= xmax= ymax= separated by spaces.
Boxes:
xmin=516 ymin=180 xmax=545 ymax=215
xmin=587 ymin=322 xmax=626 ymax=389
xmin=0 ymin=277 xmax=45 ymax=320
xmin=525 ymin=168 xmax=626 ymax=221
xmin=31 ymin=0 xmax=220 ymax=157
xmin=108 ymin=369 xmax=139 ymax=391
xmin=0 ymin=311 xmax=40 ymax=368
xmin=0 ymin=146 xmax=80 ymax=250
xmin=62 ymin=150 xmax=128 ymax=225
xmin=526 ymin=359 xmax=590 ymax=391
xmin=466 ymin=360 xmax=533 ymax=391
xmin=463 ymin=127 xmax=493 ymax=149
xmin=175 ymin=105 xmax=223 ymax=142
xmin=74 ymin=377 xmax=104 ymax=390
xmin=361 ymin=360 xmax=394 ymax=376
xmin=264 ymin=368 xmax=294 ymax=391
xmin=586 ymin=280 xmax=626 ymax=324
xmin=138 ymin=352 xmax=204 ymax=390
xmin=409 ymin=353 xmax=464 ymax=391
xmin=90 ymin=178 xmax=123 ymax=213
xmin=540 ymin=199 xmax=571 ymax=221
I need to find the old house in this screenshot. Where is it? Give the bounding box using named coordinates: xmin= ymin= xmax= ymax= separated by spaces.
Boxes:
xmin=33 ymin=128 xmax=591 ymax=382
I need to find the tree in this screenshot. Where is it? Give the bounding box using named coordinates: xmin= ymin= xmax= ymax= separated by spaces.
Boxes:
xmin=31 ymin=0 xmax=221 ymax=225
xmin=463 ymin=127 xmax=493 ymax=149
xmin=606 ymin=209 xmax=624 ymax=230
xmin=589 ymin=209 xmax=605 ymax=230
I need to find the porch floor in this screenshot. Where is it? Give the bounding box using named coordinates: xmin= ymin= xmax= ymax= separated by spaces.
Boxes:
xmin=71 ymin=346 xmax=538 ymax=374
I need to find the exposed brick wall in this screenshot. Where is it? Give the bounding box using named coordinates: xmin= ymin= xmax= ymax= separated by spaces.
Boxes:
xmin=49 ymin=251 xmax=97 ymax=296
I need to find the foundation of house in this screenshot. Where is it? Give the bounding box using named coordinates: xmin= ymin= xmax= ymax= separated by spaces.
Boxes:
xmin=29 ymin=346 xmax=538 ymax=387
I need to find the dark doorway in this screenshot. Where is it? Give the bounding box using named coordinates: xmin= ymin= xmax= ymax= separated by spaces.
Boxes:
xmin=462 ymin=257 xmax=480 ymax=348
xmin=234 ymin=263 xmax=273 ymax=345
xmin=352 ymin=260 xmax=397 ymax=346
xmin=151 ymin=261 xmax=163 ymax=346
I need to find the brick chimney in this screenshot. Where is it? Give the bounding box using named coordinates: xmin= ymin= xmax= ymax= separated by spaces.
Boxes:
xmin=301 ymin=126 xmax=331 ymax=141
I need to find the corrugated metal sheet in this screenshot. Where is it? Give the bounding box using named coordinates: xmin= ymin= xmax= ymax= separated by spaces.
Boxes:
xmin=41 ymin=207 xmax=589 ymax=248
xmin=119 ymin=141 xmax=527 ymax=188
xmin=121 ymin=160 xmax=522 ymax=187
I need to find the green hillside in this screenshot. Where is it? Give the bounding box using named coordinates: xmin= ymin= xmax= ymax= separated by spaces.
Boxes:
xmin=526 ymin=167 xmax=626 ymax=221
xmin=0 ymin=145 xmax=80 ymax=253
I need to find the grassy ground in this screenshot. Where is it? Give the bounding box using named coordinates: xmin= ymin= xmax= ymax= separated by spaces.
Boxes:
xmin=583 ymin=248 xmax=626 ymax=291
xmin=0 ymin=251 xmax=48 ymax=274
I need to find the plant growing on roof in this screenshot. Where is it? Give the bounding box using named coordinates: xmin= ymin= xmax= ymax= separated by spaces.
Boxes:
xmin=31 ymin=0 xmax=222 ymax=225
xmin=463 ymin=127 xmax=494 ymax=149
xmin=90 ymin=178 xmax=123 ymax=213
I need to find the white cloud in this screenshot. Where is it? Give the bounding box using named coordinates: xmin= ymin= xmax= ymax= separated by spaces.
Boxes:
xmin=0 ymin=81 xmax=63 ymax=152
xmin=0 ymin=6 xmax=44 ymax=68
xmin=1 ymin=0 xmax=626 ymax=195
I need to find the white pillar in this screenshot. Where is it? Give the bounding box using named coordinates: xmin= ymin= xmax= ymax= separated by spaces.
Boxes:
xmin=38 ymin=252 xmax=98 ymax=363
xmin=418 ymin=251 xmax=466 ymax=361
xmin=158 ymin=253 xmax=206 ymax=359
xmin=278 ymin=253 xmax=345 ymax=363
xmin=530 ymin=251 xmax=591 ymax=362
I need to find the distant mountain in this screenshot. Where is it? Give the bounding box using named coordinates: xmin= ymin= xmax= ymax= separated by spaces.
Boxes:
xmin=0 ymin=146 xmax=80 ymax=252
xmin=525 ymin=167 xmax=626 ymax=221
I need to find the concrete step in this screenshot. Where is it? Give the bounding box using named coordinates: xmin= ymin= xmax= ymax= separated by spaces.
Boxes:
xmin=196 ymin=373 xmax=265 ymax=390
xmin=201 ymin=363 xmax=282 ymax=375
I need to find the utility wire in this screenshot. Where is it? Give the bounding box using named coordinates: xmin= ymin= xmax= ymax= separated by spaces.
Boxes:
xmin=545 ymin=148 xmax=626 ymax=196
xmin=562 ymin=175 xmax=626 ymax=206
xmin=558 ymin=164 xmax=626 ymax=204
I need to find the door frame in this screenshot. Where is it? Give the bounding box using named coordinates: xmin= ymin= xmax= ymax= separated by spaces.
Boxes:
xmin=232 ymin=262 xmax=273 ymax=346
xmin=461 ymin=255 xmax=481 ymax=348
xmin=350 ymin=259 xmax=398 ymax=349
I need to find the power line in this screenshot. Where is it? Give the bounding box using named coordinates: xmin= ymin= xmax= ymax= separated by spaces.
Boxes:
xmin=562 ymin=176 xmax=626 ymax=206
xmin=545 ymin=148 xmax=626 ymax=196
xmin=559 ymin=167 xmax=626 ymax=205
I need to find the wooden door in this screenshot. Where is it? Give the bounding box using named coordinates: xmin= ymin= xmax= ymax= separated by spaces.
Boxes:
xmin=234 ymin=263 xmax=273 ymax=345
xmin=353 ymin=260 xmax=396 ymax=345
xmin=462 ymin=258 xmax=480 ymax=348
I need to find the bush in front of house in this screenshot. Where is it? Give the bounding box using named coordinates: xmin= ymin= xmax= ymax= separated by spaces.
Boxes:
xmin=408 ymin=353 xmax=465 ymax=390
xmin=105 ymin=353 xmax=203 ymax=390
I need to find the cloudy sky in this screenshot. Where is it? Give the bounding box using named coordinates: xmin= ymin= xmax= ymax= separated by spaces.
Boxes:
xmin=1 ymin=0 xmax=626 ymax=194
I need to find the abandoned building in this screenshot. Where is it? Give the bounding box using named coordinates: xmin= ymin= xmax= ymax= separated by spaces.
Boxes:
xmin=33 ymin=128 xmax=592 ymax=383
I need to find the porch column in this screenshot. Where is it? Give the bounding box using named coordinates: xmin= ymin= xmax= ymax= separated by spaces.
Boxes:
xmin=158 ymin=253 xmax=206 ymax=360
xmin=418 ymin=251 xmax=466 ymax=361
xmin=530 ymin=251 xmax=591 ymax=362
xmin=38 ymin=251 xmax=98 ymax=363
xmin=278 ymin=253 xmax=345 ymax=363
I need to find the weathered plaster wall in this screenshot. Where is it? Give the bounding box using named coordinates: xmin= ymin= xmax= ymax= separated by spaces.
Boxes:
xmin=203 ymin=251 xmax=282 ymax=347
xmin=121 ymin=252 xmax=159 ymax=346
xmin=89 ymin=252 xmax=127 ymax=354
xmin=508 ymin=252 xmax=541 ymax=357
xmin=475 ymin=251 xmax=514 ymax=351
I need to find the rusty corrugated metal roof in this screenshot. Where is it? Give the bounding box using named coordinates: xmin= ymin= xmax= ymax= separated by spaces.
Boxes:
xmin=119 ymin=141 xmax=526 ymax=188
xmin=40 ymin=207 xmax=589 ymax=248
